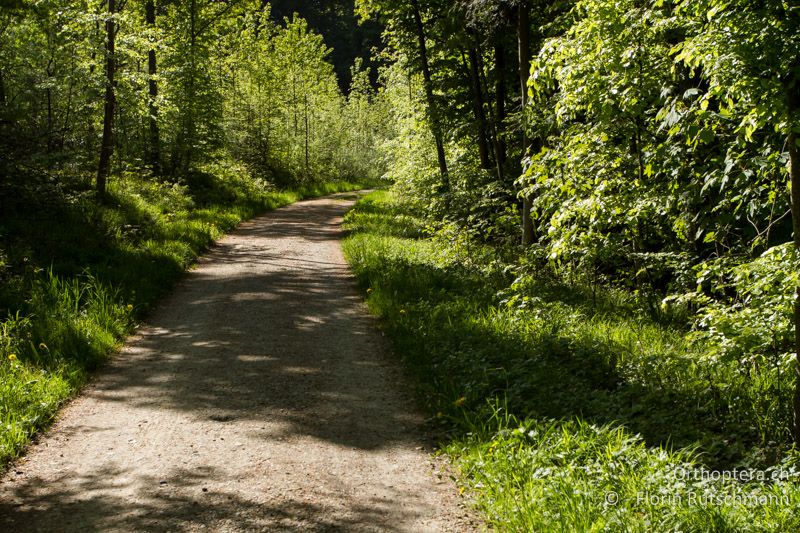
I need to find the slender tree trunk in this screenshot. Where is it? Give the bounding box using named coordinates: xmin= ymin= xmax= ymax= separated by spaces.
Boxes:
xmin=518 ymin=3 xmax=534 ymax=245
xmin=86 ymin=19 xmax=100 ymax=159
xmin=479 ymin=55 xmax=505 ymax=184
xmin=45 ymin=55 xmax=54 ymax=152
xmin=292 ymin=64 xmax=298 ymax=134
xmin=467 ymin=46 xmax=491 ymax=170
xmin=0 ymin=69 xmax=6 ymax=108
xmin=97 ymin=0 xmax=116 ymax=196
xmin=46 ymin=86 xmax=53 ymax=153
xmin=480 ymin=42 xmax=507 ymax=183
xmin=787 ymin=77 xmax=800 ymax=443
xmin=304 ymin=89 xmax=309 ymax=178
xmin=495 ymin=43 xmax=507 ymax=172
xmin=410 ymin=0 xmax=448 ymax=185
xmin=185 ymin=0 xmax=197 ymax=173
xmin=779 ymin=4 xmax=800 ymax=445
xmin=146 ymin=0 xmax=161 ymax=174
xmin=408 ymin=66 xmax=412 ymax=104
xmin=633 ymin=119 xmax=644 ymax=182
xmin=266 ymin=89 xmax=271 ymax=163
xmin=61 ymin=76 xmax=74 ymax=150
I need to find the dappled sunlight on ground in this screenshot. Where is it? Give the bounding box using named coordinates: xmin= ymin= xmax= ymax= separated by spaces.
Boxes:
xmin=0 ymin=193 xmax=472 ymax=532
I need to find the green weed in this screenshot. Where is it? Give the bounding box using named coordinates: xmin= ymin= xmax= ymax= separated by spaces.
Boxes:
xmin=343 ymin=190 xmax=800 ymax=531
xmin=0 ymin=163 xmax=374 ymax=467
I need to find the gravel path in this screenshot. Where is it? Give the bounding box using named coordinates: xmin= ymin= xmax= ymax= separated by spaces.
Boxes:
xmin=0 ymin=192 xmax=474 ymax=532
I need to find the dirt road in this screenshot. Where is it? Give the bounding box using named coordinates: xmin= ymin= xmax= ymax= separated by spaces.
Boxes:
xmin=0 ymin=192 xmax=473 ymax=532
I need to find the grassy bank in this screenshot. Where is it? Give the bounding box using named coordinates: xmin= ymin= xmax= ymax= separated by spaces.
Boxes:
xmin=342 ymin=190 xmax=800 ymax=531
xmin=0 ymin=161 xmax=372 ymax=466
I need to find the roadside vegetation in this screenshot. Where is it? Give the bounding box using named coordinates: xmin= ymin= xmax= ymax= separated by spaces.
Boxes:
xmin=0 ymin=168 xmax=369 ymax=465
xmin=344 ymin=190 xmax=800 ymax=530
xmin=5 ymin=0 xmax=800 ymax=529
xmin=0 ymin=1 xmax=387 ymax=466
xmin=344 ymin=0 xmax=800 ymax=527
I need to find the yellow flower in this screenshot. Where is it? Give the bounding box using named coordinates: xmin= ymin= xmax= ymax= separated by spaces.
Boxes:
xmin=399 ymin=309 xmax=406 ymax=315
xmin=8 ymin=353 xmax=17 ymax=362
xmin=436 ymin=411 xmax=444 ymax=418
xmin=126 ymin=304 xmax=133 ymax=311
xmin=453 ymin=396 xmax=466 ymax=407
xmin=38 ymin=343 xmax=47 ymax=350
xmin=366 ymin=288 xmax=373 ymax=294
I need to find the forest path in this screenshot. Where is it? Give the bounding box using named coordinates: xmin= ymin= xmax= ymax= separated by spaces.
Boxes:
xmin=0 ymin=192 xmax=472 ymax=532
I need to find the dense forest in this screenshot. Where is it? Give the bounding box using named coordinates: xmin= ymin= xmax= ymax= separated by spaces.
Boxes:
xmin=267 ymin=0 xmax=383 ymax=89
xmin=4 ymin=0 xmax=800 ymax=529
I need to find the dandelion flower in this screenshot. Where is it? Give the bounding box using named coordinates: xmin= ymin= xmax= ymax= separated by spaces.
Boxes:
xmin=38 ymin=343 xmax=47 ymax=350
xmin=453 ymin=396 xmax=466 ymax=407
xmin=8 ymin=354 xmax=17 ymax=362
xmin=126 ymin=304 xmax=133 ymax=311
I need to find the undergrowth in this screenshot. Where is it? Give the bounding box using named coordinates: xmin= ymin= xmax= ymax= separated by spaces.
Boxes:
xmin=0 ymin=161 xmax=373 ymax=466
xmin=342 ymin=190 xmax=800 ymax=531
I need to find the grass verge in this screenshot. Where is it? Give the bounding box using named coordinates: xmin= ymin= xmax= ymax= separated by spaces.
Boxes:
xmin=342 ymin=190 xmax=800 ymax=531
xmin=0 ymin=160 xmax=374 ymax=466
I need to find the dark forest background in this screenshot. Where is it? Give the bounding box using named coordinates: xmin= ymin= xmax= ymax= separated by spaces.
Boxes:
xmin=267 ymin=0 xmax=383 ymax=89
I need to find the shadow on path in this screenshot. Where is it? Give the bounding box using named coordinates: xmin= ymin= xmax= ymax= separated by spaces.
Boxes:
xmin=0 ymin=193 xmax=468 ymax=532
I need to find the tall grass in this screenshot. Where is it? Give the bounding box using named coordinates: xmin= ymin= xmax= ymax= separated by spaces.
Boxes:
xmin=342 ymin=190 xmax=800 ymax=531
xmin=0 ymin=162 xmax=374 ymax=466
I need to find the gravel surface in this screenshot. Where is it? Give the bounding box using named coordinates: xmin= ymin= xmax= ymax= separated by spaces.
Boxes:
xmin=0 ymin=192 xmax=477 ymax=532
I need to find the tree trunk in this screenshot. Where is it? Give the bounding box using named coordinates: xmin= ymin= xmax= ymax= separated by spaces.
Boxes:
xmin=0 ymin=69 xmax=6 ymax=108
xmin=86 ymin=18 xmax=99 ymax=159
xmin=290 ymin=37 xmax=298 ymax=140
xmin=45 ymin=56 xmax=54 ymax=152
xmin=518 ymin=3 xmax=535 ymax=245
xmin=304 ymin=89 xmax=309 ymax=179
xmin=146 ymin=0 xmax=161 ymax=174
xmin=410 ymin=0 xmax=448 ymax=185
xmin=97 ymin=0 xmax=116 ymax=196
xmin=476 ymin=48 xmax=504 ymax=183
xmin=467 ymin=46 xmax=491 ymax=169
xmin=786 ymin=76 xmax=800 ymax=443
xmin=61 ymin=76 xmax=74 ymax=150
xmin=46 ymin=86 xmax=53 ymax=153
xmin=494 ymin=43 xmax=507 ymax=174
xmin=185 ymin=0 xmax=197 ymax=173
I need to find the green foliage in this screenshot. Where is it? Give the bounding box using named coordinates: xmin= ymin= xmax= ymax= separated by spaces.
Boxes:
xmin=0 ymin=0 xmax=388 ymax=468
xmin=225 ymin=14 xmax=388 ymax=185
xmin=344 ymin=190 xmax=800 ymax=530
xmin=267 ymin=0 xmax=383 ymax=91
xmin=0 ymin=1 xmax=389 ymax=182
xmin=677 ymin=245 xmax=798 ymax=370
xmin=515 ymin=0 xmax=797 ymax=288
xmin=452 ymin=417 xmax=800 ymax=532
xmin=525 ymin=0 xmax=677 ymax=277
xmin=0 ymin=164 xmax=371 ymax=467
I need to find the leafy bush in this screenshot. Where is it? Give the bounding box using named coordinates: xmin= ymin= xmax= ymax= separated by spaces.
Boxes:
xmin=0 ymin=163 xmax=371 ymax=466
xmin=344 ymin=190 xmax=800 ymax=530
